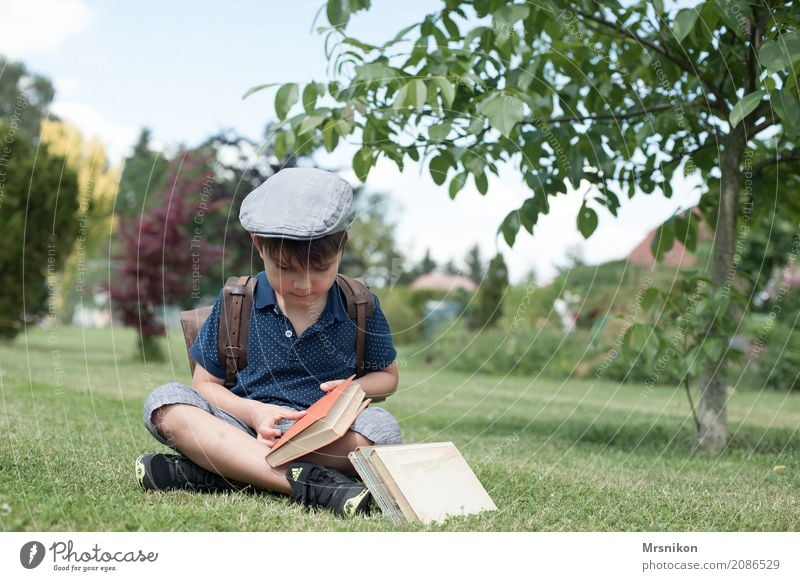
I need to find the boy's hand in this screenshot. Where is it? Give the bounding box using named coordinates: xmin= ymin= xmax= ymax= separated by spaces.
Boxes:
xmin=319 ymin=379 xmax=347 ymax=393
xmin=248 ymin=402 xmax=306 ymax=448
xmin=319 ymin=374 xmax=356 ymax=392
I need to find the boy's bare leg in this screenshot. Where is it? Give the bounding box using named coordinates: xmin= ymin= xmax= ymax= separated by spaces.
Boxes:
xmin=299 ymin=431 xmax=372 ymax=476
xmin=153 ymin=404 xmax=292 ymax=495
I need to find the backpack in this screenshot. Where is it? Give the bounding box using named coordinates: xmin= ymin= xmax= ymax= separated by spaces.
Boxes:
xmin=180 ymin=274 xmax=375 ymax=388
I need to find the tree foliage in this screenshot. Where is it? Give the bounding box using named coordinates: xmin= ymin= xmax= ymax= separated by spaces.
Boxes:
xmin=108 ymin=150 xmax=222 ymax=360
xmin=39 ymin=119 xmax=121 ymax=322
xmin=0 ymin=56 xmax=55 ymax=142
xmin=0 ymin=123 xmax=79 ymax=339
xmin=469 ymin=252 xmax=508 ymax=329
xmin=116 ymin=128 xmax=168 ymax=218
xmin=256 ymin=0 xmax=800 ymax=453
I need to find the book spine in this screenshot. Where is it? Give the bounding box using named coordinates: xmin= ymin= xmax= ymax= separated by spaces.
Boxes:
xmin=348 ymin=450 xmax=405 ymax=525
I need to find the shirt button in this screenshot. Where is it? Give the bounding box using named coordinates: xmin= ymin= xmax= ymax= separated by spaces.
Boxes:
xmin=285 ymin=330 xmax=293 ymax=338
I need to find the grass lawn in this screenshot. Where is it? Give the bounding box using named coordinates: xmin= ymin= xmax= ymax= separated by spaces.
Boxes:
xmin=1 ymin=323 xmax=798 ymax=531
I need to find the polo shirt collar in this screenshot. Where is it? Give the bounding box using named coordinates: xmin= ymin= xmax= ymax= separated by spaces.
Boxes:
xmin=254 ymin=271 xmax=349 ymax=322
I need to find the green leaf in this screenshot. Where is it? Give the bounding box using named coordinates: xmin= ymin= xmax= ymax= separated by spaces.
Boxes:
xmin=327 ymin=0 xmax=349 ymax=28
xmin=476 ymin=93 xmax=525 ymax=138
xmin=499 ymin=211 xmax=521 ymax=246
xmin=641 ymin=287 xmax=661 ymax=312
xmin=302 ymin=84 xmax=318 ymax=114
xmin=651 ymin=220 xmax=675 ymax=260
xmin=758 ymin=31 xmax=800 ymax=74
xmin=242 ymin=82 xmax=278 ymax=100
xmin=354 ymin=61 xmax=398 ymax=86
xmin=274 ymin=130 xmax=295 ymax=160
xmin=334 ymin=118 xmax=353 ymax=137
xmin=568 ymin=148 xmax=583 ymax=189
xmin=297 ymin=115 xmax=325 ymax=135
xmin=771 ymin=88 xmax=800 ymax=134
xmin=729 ymin=90 xmax=766 ymax=128
xmin=627 ymin=324 xmax=650 ymax=352
xmin=474 ymin=171 xmax=488 ymax=195
xmin=518 ymin=198 xmax=538 ymax=233
xmin=392 ymin=82 xmax=409 ymax=109
xmin=467 ymin=116 xmax=485 ymax=135
xmin=577 ymin=205 xmax=598 ymax=239
xmin=322 ymin=119 xmax=338 ymax=152
xmin=433 ymin=76 xmax=455 ymax=108
xmin=671 ymin=212 xmax=698 ymax=252
xmin=672 ymin=9 xmax=699 ymax=43
xmin=702 ymin=338 xmax=724 ymax=363
xmin=712 ymin=0 xmax=752 ymax=38
xmin=429 ymin=122 xmax=451 ymax=142
xmin=352 ymin=147 xmax=374 ymax=182
xmin=409 ymin=79 xmax=427 ymax=108
xmin=429 ymin=155 xmax=451 ymax=186
xmin=394 ymin=79 xmax=427 ymax=110
xmin=275 ymin=83 xmax=299 ymax=121
xmin=449 ymin=172 xmax=468 ymax=199
xmin=493 ymin=4 xmax=529 ymax=26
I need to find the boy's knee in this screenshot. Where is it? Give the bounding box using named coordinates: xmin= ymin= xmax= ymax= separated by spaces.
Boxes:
xmin=143 ymin=382 xmax=202 ymax=441
xmin=354 ymin=407 xmax=402 ymax=446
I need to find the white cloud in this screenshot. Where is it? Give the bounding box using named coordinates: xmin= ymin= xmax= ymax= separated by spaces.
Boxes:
xmin=0 ymin=0 xmax=93 ymax=59
xmin=50 ymin=101 xmax=139 ymax=162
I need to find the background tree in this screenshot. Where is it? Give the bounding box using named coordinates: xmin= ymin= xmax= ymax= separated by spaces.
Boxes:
xmin=415 ymin=249 xmax=437 ymax=278
xmin=109 ymin=150 xmax=222 ymax=361
xmin=341 ymin=189 xmax=405 ymax=286
xmin=0 ymin=123 xmax=79 ymax=338
xmin=468 ymin=252 xmax=508 ymax=330
xmin=257 ymin=0 xmax=800 ymax=454
xmin=465 ymin=243 xmax=484 ymax=283
xmin=39 ymin=119 xmax=121 ymax=323
xmin=116 ymin=128 xmax=167 ymax=218
xmin=0 ymin=56 xmax=55 ymax=141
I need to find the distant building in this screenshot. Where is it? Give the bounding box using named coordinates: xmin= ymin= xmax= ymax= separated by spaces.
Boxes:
xmin=410 ymin=272 xmax=478 ymax=292
xmin=627 ymin=209 xmax=709 ymax=268
xmin=627 ymin=230 xmax=697 ymax=268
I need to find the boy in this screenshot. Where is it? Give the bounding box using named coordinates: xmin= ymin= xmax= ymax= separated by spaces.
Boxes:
xmin=136 ymin=168 xmax=401 ymax=517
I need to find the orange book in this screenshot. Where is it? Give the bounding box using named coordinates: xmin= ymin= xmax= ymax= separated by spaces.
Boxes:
xmin=265 ymin=376 xmax=366 ymax=466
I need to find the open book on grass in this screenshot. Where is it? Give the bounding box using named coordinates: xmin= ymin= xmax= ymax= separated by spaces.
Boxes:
xmin=348 ymin=442 xmax=496 ymax=524
xmin=265 ymin=376 xmax=368 ymax=467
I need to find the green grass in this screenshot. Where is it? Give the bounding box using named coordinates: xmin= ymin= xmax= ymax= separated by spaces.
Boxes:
xmin=1 ymin=324 xmax=799 ymax=531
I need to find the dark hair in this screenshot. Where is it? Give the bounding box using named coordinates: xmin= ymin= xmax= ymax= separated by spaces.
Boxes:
xmin=254 ymin=231 xmax=348 ymax=269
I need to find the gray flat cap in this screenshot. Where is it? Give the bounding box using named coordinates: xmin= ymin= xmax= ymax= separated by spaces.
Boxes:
xmin=239 ymin=168 xmax=355 ymax=239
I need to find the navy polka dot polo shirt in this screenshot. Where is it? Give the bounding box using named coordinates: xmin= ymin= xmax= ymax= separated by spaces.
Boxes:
xmin=189 ymin=272 xmax=397 ymax=410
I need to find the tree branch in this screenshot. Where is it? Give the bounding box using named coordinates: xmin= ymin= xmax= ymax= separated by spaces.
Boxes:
xmin=745 ymin=22 xmax=760 ymax=95
xmin=751 ymin=151 xmax=800 ymax=174
xmin=521 ymin=102 xmax=674 ymax=125
xmin=748 ymin=115 xmax=776 ymax=137
xmin=573 ymin=8 xmax=729 ymax=113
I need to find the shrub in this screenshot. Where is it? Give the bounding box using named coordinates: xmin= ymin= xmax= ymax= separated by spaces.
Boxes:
xmin=420 ymin=320 xmax=598 ymax=379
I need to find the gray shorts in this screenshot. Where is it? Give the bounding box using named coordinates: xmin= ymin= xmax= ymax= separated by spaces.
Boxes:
xmin=143 ymin=382 xmax=402 ymax=449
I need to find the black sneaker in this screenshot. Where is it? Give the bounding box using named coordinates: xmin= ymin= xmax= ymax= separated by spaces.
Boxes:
xmin=136 ymin=453 xmax=243 ymax=493
xmin=286 ymin=461 xmax=371 ymax=518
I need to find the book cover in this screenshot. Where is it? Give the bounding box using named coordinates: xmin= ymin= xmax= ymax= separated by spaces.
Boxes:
xmin=352 ymin=442 xmax=497 ymax=524
xmin=268 ymin=376 xmax=356 ymax=454
xmin=265 ymin=377 xmax=366 ymax=467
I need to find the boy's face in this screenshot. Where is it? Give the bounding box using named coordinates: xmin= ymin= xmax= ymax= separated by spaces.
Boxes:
xmin=254 ymin=236 xmax=341 ymax=311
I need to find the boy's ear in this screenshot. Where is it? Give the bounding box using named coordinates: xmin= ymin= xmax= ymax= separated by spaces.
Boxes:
xmin=251 ymin=234 xmax=264 ymax=259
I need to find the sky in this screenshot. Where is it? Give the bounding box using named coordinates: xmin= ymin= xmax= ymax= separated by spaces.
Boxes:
xmin=1 ymin=0 xmax=702 ymax=283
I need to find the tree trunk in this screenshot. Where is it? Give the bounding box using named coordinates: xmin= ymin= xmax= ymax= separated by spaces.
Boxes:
xmin=696 ymin=130 xmax=745 ymax=454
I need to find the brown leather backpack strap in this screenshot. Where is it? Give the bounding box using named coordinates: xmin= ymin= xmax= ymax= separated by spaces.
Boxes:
xmin=336 ymin=274 xmax=375 ymax=378
xmin=218 ymin=275 xmax=255 ymax=387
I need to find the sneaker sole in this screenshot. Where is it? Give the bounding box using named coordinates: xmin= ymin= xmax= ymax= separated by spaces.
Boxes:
xmin=342 ymin=487 xmax=371 ymax=518
xmin=135 ymin=454 xmax=156 ymax=490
